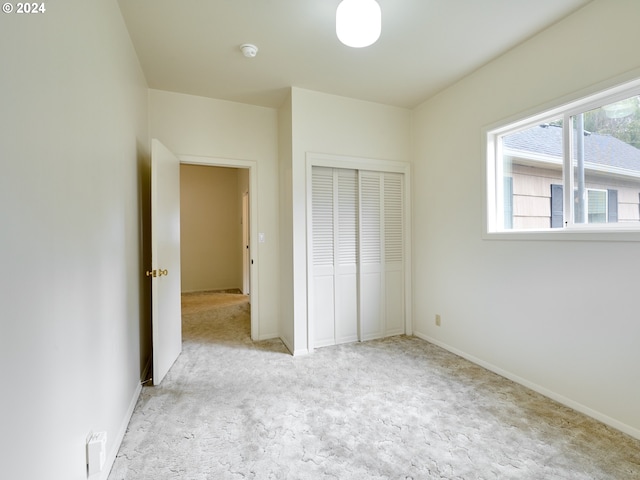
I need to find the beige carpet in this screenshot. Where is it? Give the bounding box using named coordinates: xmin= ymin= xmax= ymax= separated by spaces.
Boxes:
xmin=108 ymin=291 xmax=640 ymax=479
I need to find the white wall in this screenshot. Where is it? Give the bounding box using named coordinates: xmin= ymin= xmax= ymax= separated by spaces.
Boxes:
xmin=0 ymin=2 xmax=149 ymax=479
xmin=412 ymin=0 xmax=640 ymax=438
xmin=180 ymin=165 xmax=242 ymax=292
xmin=148 ymin=89 xmax=280 ymax=339
xmin=278 ymin=92 xmax=295 ymax=350
xmin=288 ymin=88 xmax=412 ymax=354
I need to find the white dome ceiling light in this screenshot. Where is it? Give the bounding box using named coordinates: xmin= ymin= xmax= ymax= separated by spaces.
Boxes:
xmin=240 ymin=44 xmax=258 ymax=58
xmin=602 ymin=97 xmax=638 ymax=119
xmin=336 ymin=0 xmax=381 ymax=48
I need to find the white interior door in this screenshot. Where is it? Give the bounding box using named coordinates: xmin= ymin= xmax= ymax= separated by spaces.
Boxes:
xmin=150 ymin=139 xmax=182 ymax=385
xmin=242 ymin=191 xmax=250 ymax=295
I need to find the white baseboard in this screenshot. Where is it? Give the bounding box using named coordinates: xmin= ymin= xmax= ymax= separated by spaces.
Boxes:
xmin=413 ymin=331 xmax=640 ymax=441
xmin=181 ymin=287 xmax=243 ymax=294
xmin=100 ymin=380 xmax=142 ymax=480
xmin=279 ymin=335 xmax=297 ymax=355
xmin=258 ymin=333 xmax=280 ymax=341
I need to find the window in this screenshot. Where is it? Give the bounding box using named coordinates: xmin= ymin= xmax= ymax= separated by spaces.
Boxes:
xmin=487 ymin=79 xmax=640 ymax=234
xmin=549 ymin=186 xmax=617 ymax=227
xmin=587 ymin=189 xmax=607 ymax=224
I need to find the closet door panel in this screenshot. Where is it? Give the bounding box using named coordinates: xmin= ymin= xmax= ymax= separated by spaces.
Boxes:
xmin=313 ymin=274 xmax=336 ymax=347
xmin=359 ymin=171 xmax=384 ymax=341
xmin=360 ymin=269 xmax=383 ymax=340
xmin=335 ymin=169 xmax=359 ymax=344
xmin=383 ymin=173 xmax=405 ymax=336
xmin=384 ymin=268 xmax=404 ymax=336
xmin=312 ymin=167 xmax=336 ymax=347
xmin=335 ymin=269 xmax=358 ymax=343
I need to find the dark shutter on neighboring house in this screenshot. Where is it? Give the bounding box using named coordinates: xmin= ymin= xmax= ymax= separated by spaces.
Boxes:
xmin=504 ymin=177 xmax=513 ymax=229
xmin=550 ymin=184 xmax=563 ymax=228
xmin=607 ymin=189 xmax=618 ymax=223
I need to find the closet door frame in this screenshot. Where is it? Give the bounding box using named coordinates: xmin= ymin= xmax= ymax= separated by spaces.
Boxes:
xmin=305 ymin=152 xmax=412 ymax=353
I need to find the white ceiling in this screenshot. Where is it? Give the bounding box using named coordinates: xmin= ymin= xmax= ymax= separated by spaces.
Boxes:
xmin=118 ymin=0 xmax=591 ymax=109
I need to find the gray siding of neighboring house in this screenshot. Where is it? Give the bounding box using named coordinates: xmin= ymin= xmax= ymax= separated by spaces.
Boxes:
xmin=504 ymin=123 xmax=640 ymax=228
xmin=510 ymin=162 xmax=640 ymax=228
xmin=511 ymin=164 xmax=561 ymax=229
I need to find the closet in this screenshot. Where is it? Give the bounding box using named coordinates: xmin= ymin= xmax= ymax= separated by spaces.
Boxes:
xmin=310 ymin=166 xmax=405 ymax=348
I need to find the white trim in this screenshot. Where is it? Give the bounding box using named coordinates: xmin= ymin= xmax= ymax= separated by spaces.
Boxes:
xmin=257 ymin=333 xmax=279 ymax=341
xmin=305 ymin=162 xmax=315 ymax=352
xmin=563 ymin=112 xmax=572 ymax=230
xmin=413 ymin=331 xmax=640 ymax=442
xmin=483 ymin=72 xmax=640 ymax=240
xmin=101 ymin=381 xmax=142 ymax=480
xmin=306 ymin=151 xmax=410 ymax=174
xmin=502 ymin=148 xmax=563 ymax=167
xmin=483 ymin=228 xmax=640 ymax=242
xmin=279 ymin=334 xmax=307 ymax=356
xmin=178 ymin=154 xmax=260 ymax=341
xmin=305 ymin=152 xmax=413 ymax=351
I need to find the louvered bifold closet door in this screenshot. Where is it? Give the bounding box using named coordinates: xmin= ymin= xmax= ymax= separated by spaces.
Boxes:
xmin=311 ymin=167 xmax=336 ymax=347
xmin=383 ymin=173 xmax=404 ymax=336
xmin=334 ymin=169 xmax=359 ymax=344
xmin=312 ymin=167 xmax=359 ymax=347
xmin=312 ymin=167 xmax=405 ymax=348
xmin=358 ymin=171 xmax=384 ymax=341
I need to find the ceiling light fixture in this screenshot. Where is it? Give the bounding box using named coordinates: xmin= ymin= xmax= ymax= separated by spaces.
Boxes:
xmin=602 ymin=97 xmax=638 ymax=119
xmin=336 ymin=0 xmax=381 ymax=48
xmin=240 ymin=44 xmax=258 ymax=58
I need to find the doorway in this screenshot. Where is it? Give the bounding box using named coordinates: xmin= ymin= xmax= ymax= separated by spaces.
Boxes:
xmin=179 ymin=155 xmax=259 ymax=340
xmin=180 ymin=165 xmax=247 ymax=293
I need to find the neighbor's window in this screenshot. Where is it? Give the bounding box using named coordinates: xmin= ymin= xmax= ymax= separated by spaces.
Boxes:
xmin=587 ymin=189 xmax=608 ymax=224
xmin=488 ymin=80 xmax=640 ymax=233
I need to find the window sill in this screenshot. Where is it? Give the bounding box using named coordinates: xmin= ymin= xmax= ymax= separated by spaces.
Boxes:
xmin=483 ymin=227 xmax=640 ymax=242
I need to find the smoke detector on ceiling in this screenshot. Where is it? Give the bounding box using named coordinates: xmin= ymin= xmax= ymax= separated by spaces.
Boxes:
xmin=240 ymin=44 xmax=258 ymax=58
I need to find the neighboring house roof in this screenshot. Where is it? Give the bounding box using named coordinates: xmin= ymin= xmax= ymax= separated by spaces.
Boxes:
xmin=503 ymin=124 xmax=640 ymax=174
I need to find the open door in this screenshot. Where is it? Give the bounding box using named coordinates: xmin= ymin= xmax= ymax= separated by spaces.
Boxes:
xmin=242 ymin=191 xmax=250 ymax=295
xmin=148 ymin=139 xmax=182 ymax=385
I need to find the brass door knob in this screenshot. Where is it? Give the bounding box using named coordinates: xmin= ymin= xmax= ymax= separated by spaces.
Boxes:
xmin=146 ymin=269 xmax=168 ymax=277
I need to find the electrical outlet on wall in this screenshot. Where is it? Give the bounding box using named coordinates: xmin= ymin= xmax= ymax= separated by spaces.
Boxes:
xmin=435 ymin=314 xmax=441 ymax=326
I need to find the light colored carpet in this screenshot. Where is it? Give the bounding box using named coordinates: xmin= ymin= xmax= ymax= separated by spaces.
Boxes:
xmin=109 ymin=292 xmax=640 ymax=479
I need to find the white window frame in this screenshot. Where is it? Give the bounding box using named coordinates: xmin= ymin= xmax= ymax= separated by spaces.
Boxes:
xmin=484 ymin=76 xmax=640 ymax=241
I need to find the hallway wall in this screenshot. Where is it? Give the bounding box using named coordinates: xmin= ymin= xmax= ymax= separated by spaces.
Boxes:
xmin=180 ymin=165 xmax=242 ymax=292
